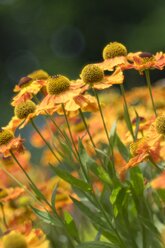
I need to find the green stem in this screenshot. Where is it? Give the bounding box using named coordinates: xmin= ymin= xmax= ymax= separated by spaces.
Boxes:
xmin=144 ymin=70 xmax=157 ymax=117
xmin=10 ymin=150 xmax=75 ymax=248
xmin=92 ymin=87 xmax=110 ymax=145
xmin=30 ymin=119 xmax=61 ymax=164
xmin=79 ymin=109 xmax=104 ymax=166
xmin=62 ymin=104 xmax=89 ymax=182
xmin=120 ymin=84 xmax=135 ymax=141
xmin=0 ymin=203 xmax=8 ymax=229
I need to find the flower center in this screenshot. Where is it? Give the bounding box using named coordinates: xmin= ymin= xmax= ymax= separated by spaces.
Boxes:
xmin=81 ymin=64 xmax=104 ymax=84
xmin=129 ymin=138 xmax=146 ymax=156
xmin=155 ymin=116 xmax=165 ymax=135
xmin=0 ymin=188 xmax=8 ymax=199
xmin=18 ymin=77 xmax=33 ymax=88
xmin=0 ymin=130 xmax=14 ymax=146
xmin=47 ymin=75 xmax=70 ymax=95
xmin=102 ymin=42 xmax=127 ymax=60
xmin=3 ymin=231 xmax=28 ymax=248
xmin=28 ymin=69 xmax=49 ymax=80
xmin=14 ymin=100 xmax=36 ymax=119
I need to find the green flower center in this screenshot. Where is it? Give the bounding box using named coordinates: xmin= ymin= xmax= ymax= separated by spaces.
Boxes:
xmin=18 ymin=77 xmax=33 ymax=88
xmin=0 ymin=130 xmax=14 ymax=145
xmin=102 ymin=42 xmax=127 ymax=60
xmin=14 ymin=100 xmax=36 ymax=119
xmin=28 ymin=69 xmax=49 ymax=80
xmin=81 ymin=64 xmax=104 ymax=84
xmin=3 ymin=231 xmax=28 ymax=248
xmin=155 ymin=116 xmax=165 ymax=135
xmin=47 ymin=75 xmax=70 ymax=95
xmin=0 ymin=188 xmax=8 ymax=199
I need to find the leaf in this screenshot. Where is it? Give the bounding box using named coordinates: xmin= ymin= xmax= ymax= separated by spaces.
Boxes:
xmin=110 ymin=187 xmax=122 ymax=205
xmin=64 ymin=211 xmax=80 ymax=242
xmin=51 ymin=183 xmax=59 ymax=209
xmin=116 ymin=134 xmax=130 ymax=162
xmin=130 ymin=167 xmax=144 ymax=196
xmin=76 ymin=241 xmax=118 ymax=248
xmin=71 ymin=197 xmax=109 ymax=230
xmin=133 ymin=109 xmax=141 ymax=140
xmin=50 ymin=165 xmax=92 ymax=192
xmin=31 ymin=207 xmax=62 ymax=228
xmin=110 ymin=121 xmax=117 ymax=147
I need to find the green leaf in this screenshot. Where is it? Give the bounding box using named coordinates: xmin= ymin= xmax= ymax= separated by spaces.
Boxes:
xmin=110 ymin=187 xmax=122 ymax=205
xmin=50 ymin=165 xmax=92 ymax=192
xmin=31 ymin=207 xmax=62 ymax=227
xmin=116 ymin=134 xmax=130 ymax=162
xmin=51 ymin=183 xmax=59 ymax=209
xmin=64 ymin=211 xmax=80 ymax=242
xmin=133 ymin=109 xmax=141 ymax=140
xmin=130 ymin=167 xmax=144 ymax=196
xmin=110 ymin=121 xmax=117 ymax=147
xmin=71 ymin=197 xmax=109 ymax=230
xmin=76 ymin=241 xmax=118 ymax=248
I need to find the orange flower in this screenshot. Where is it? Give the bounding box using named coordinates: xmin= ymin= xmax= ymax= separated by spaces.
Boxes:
xmin=0 ymin=135 xmax=24 ymax=158
xmin=0 ymin=228 xmax=49 ymax=248
xmin=12 ymin=77 xmax=47 ymax=106
xmin=0 ymin=187 xmax=24 ymax=203
xmin=122 ymin=52 xmax=165 ymax=73
xmin=80 ymin=65 xmax=124 ymax=90
xmin=151 ymin=171 xmax=165 ymax=189
xmin=96 ymin=56 xmax=129 ymax=71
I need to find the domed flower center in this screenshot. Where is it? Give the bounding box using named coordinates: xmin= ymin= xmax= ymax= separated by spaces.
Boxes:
xmin=81 ymin=64 xmax=104 ymax=84
xmin=0 ymin=188 xmax=8 ymax=199
xmin=14 ymin=100 xmax=36 ymax=119
xmin=18 ymin=77 xmax=33 ymax=88
xmin=129 ymin=138 xmax=146 ymax=156
xmin=102 ymin=42 xmax=127 ymax=60
xmin=0 ymin=130 xmax=14 ymax=146
xmin=47 ymin=75 xmax=70 ymax=95
xmin=3 ymin=231 xmax=28 ymax=248
xmin=28 ymin=69 xmax=49 ymax=80
xmin=155 ymin=116 xmax=165 ymax=135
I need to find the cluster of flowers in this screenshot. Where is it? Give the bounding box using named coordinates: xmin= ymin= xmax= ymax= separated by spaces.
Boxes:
xmin=0 ymin=41 xmax=165 ymax=247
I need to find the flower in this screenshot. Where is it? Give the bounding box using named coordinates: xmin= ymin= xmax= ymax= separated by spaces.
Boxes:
xmin=0 ymin=129 xmax=24 ymax=157
xmin=80 ymin=65 xmax=124 ymax=90
xmin=11 ymin=75 xmax=47 ymax=107
xmin=122 ymin=52 xmax=165 ymax=73
xmin=14 ymin=100 xmax=37 ymax=129
xmin=151 ymin=171 xmax=165 ymax=189
xmin=0 ymin=228 xmax=49 ymax=248
xmin=0 ymin=187 xmax=24 ymax=204
xmin=102 ymin=41 xmax=127 ymax=60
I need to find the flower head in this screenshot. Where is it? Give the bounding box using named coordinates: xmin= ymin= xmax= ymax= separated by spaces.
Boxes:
xmin=47 ymin=75 xmax=70 ymax=95
xmin=155 ymin=115 xmax=165 ymax=135
xmin=28 ymin=69 xmax=49 ymax=80
xmin=0 ymin=130 xmax=14 ymax=146
xmin=102 ymin=41 xmax=127 ymax=60
xmin=14 ymin=100 xmax=36 ymax=119
xmin=80 ymin=64 xmax=104 ymax=84
xmin=3 ymin=231 xmax=28 ymax=248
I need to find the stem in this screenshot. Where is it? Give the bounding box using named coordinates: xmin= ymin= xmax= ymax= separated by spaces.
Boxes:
xmin=144 ymin=70 xmax=157 ymax=117
xmin=10 ymin=150 xmax=75 ymax=247
xmin=120 ymin=84 xmax=135 ymax=141
xmin=62 ymin=104 xmax=89 ymax=182
xmin=30 ymin=119 xmax=61 ymax=164
xmin=79 ymin=109 xmax=104 ymax=166
xmin=0 ymin=203 xmax=8 ymax=229
xmin=92 ymin=87 xmax=110 ymax=145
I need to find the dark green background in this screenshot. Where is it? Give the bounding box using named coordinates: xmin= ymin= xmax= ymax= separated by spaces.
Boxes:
xmin=0 ymin=0 xmax=165 ymax=126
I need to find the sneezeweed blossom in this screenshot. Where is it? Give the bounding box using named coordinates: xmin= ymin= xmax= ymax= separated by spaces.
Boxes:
xmin=11 ymin=69 xmax=49 ymax=107
xmin=122 ymin=51 xmax=165 ymax=73
xmin=80 ymin=64 xmax=124 ymax=90
xmin=96 ymin=41 xmax=129 ymax=71
xmin=0 ymin=129 xmax=24 ymax=157
xmin=0 ymin=228 xmax=49 ymax=248
xmin=14 ymin=100 xmax=37 ymax=129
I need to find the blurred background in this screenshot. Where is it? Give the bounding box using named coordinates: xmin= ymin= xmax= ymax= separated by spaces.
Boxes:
xmin=0 ymin=0 xmax=165 ymax=126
